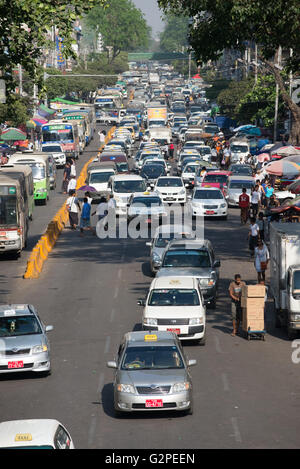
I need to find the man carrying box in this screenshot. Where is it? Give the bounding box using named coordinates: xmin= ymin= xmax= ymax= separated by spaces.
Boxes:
xmin=229 ymin=274 xmax=246 ymax=337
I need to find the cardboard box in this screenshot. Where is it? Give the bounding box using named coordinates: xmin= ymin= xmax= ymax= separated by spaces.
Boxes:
xmin=242 ymin=285 xmax=266 ymax=298
xmin=241 ymin=297 xmax=265 ymax=309
xmin=242 ymin=307 xmax=264 ymax=320
xmin=242 ymin=318 xmax=265 ymax=332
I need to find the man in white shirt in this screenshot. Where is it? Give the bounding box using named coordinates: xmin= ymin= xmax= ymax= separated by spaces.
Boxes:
xmin=251 ymin=184 xmax=261 ymax=218
xmin=67 ymin=175 xmax=77 ymax=193
xmin=248 ymin=217 xmax=260 ymax=258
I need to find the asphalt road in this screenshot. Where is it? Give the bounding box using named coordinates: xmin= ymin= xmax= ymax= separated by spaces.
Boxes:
xmin=1 ymin=131 xmax=300 ymax=449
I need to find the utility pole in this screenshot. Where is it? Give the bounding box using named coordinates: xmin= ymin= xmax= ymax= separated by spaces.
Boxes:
xmin=289 ymin=48 xmax=293 ymax=135
xmin=18 ymin=64 xmax=23 ymax=96
xmin=274 ymin=46 xmax=282 ymax=143
xmin=254 ymin=44 xmax=258 ymax=84
xmin=188 ymin=51 xmax=192 ymax=80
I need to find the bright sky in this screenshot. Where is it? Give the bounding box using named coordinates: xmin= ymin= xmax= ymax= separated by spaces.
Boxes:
xmin=132 ymin=0 xmax=165 ymax=38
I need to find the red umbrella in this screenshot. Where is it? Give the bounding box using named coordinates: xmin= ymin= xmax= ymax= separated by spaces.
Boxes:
xmin=257 ymin=153 xmax=270 ymax=163
xmin=192 ymin=74 xmax=202 ymax=79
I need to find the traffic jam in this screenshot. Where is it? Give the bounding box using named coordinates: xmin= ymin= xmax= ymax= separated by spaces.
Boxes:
xmin=1 ymin=62 xmax=300 ymax=448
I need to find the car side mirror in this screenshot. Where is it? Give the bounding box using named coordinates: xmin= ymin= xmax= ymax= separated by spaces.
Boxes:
xmin=107 ymin=361 xmax=117 ymax=369
xmin=213 ymin=260 xmax=221 ymax=268
xmin=137 ymin=299 xmax=146 ymax=306
xmin=187 ymin=359 xmax=197 ymax=367
xmin=45 ymin=325 xmax=54 ymax=332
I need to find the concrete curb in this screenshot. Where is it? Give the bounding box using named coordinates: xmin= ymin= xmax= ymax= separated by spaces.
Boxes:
xmin=23 ymin=127 xmax=116 ymax=279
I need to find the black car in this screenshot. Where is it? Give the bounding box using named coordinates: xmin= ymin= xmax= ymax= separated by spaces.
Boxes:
xmin=140 ymin=164 xmax=167 ymax=185
xmin=228 ymin=164 xmax=253 ymax=177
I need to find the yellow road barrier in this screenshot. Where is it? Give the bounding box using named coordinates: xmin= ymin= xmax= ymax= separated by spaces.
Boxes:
xmin=23 ymin=126 xmax=116 ymax=279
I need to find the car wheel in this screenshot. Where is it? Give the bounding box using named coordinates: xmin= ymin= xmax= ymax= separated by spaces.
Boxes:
xmin=198 ymin=336 xmax=206 ymax=346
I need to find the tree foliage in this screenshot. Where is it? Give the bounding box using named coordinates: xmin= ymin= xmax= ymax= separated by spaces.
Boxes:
xmin=0 ymin=0 xmax=107 ymax=92
xmin=0 ymin=94 xmax=32 ymax=128
xmin=159 ymin=14 xmax=189 ymax=53
xmin=84 ymin=0 xmax=150 ymax=61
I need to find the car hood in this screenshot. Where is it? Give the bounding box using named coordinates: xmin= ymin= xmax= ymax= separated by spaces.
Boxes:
xmin=0 ymin=334 xmax=45 ymax=351
xmin=155 ymin=187 xmax=185 ymax=193
xmin=117 ymin=368 xmax=188 ymax=386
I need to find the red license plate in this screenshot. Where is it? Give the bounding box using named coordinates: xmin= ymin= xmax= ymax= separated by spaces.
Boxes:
xmin=145 ymin=399 xmax=163 ymax=408
xmin=206 ymin=210 xmax=215 ymax=215
xmin=167 ymin=328 xmax=180 ymax=335
xmin=8 ymin=361 xmax=24 ymax=369
xmin=0 ymin=231 xmax=7 ymax=237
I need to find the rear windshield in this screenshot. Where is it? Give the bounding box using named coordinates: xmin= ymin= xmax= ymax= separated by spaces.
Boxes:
xmin=163 ymin=250 xmax=211 ymax=268
xmin=204 ymin=174 xmax=228 ymax=183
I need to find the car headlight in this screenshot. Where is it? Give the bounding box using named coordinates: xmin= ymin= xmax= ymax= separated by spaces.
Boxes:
xmin=179 ymin=188 xmax=186 ymax=195
xmin=172 ymin=382 xmax=190 ymax=393
xmin=291 ymin=314 xmax=300 ymax=321
xmin=32 ymin=344 xmax=48 ymax=354
xmin=144 ymin=318 xmax=158 ymax=326
xmin=36 ymin=188 xmax=47 ymax=193
xmin=189 ymin=317 xmax=203 ymax=325
xmin=117 ymin=384 xmax=136 ymax=394
xmin=220 ymin=203 xmax=227 ymax=208
xmin=199 ymin=278 xmax=215 ymax=287
xmin=152 ymin=253 xmax=161 ymax=263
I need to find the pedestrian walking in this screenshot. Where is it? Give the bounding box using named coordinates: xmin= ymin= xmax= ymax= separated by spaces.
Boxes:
xmin=239 ymin=188 xmax=250 ymax=224
xmin=67 ymin=175 xmax=77 ymax=194
xmin=254 ymin=240 xmax=270 ymax=283
xmin=98 ymin=129 xmax=106 ymax=147
xmin=257 ymin=212 xmax=265 ymax=241
xmin=66 ymin=189 xmax=81 ymax=230
xmin=79 ymin=197 xmax=93 ymax=237
xmin=70 ymin=158 xmax=76 ymax=177
xmin=248 ymin=217 xmax=260 ymax=257
xmin=62 ymin=162 xmax=71 ymax=194
xmin=251 ymin=184 xmax=261 ymax=218
xmin=229 ymin=274 xmax=246 ymax=336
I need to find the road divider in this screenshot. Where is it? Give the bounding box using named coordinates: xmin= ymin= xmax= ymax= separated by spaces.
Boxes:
xmin=23 ymin=127 xmax=115 ymax=279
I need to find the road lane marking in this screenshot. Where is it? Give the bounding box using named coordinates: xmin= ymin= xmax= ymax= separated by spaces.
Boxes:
xmin=231 ymin=417 xmax=242 ymax=443
xmin=110 ymin=308 xmax=116 ymax=322
xmin=222 ymin=373 xmax=230 ymax=391
xmin=114 ymin=286 xmax=119 ymax=299
xmin=104 ymin=336 xmax=111 ymax=354
xmin=118 ymin=268 xmax=122 ymax=279
xmin=214 ymin=334 xmax=223 ymax=353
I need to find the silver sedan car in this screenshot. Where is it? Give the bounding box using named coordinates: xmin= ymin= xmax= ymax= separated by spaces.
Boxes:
xmin=107 ymin=331 xmax=197 ymax=416
xmin=0 ymin=304 xmax=53 ymax=375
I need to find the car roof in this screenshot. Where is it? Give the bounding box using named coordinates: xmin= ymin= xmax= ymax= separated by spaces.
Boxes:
xmin=151 ymin=276 xmax=197 ymax=290
xmin=167 ymin=238 xmax=211 ymax=250
xmin=0 ymin=419 xmax=61 ymax=448
xmin=124 ymin=330 xmax=178 ymax=347
xmin=205 ymin=171 xmax=231 ymax=175
xmin=228 ymin=175 xmax=254 ymax=181
xmin=111 ymin=174 xmax=144 ymax=181
xmin=0 ymin=304 xmax=35 ymax=317
xmin=153 ymin=224 xmax=193 ymax=236
xmin=131 ymin=191 xmax=160 ymax=198
xmin=195 ymin=186 xmax=223 ymax=192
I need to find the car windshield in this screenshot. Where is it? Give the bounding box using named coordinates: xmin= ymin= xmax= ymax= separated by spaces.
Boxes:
xmin=154 ymin=232 xmax=191 ymax=247
xmin=204 ymin=174 xmax=228 ymax=184
xmin=116 ymin=163 xmax=129 ymax=172
xmin=113 ymin=180 xmax=146 ymax=193
xmin=231 ymin=168 xmax=252 ymax=176
xmin=156 ymin=178 xmax=183 ymax=187
xmin=141 ymin=166 xmax=165 ymax=178
xmin=231 ymin=145 xmax=248 ymax=152
xmin=148 ymin=289 xmax=200 ymax=306
xmin=204 ymin=126 xmax=218 ymax=133
xmin=42 ymin=146 xmax=62 ymax=153
xmin=0 ymin=315 xmax=42 ymax=337
xmin=293 ymin=271 xmax=300 ymax=292
xmin=141 ymin=153 xmax=161 ymax=160
xmin=89 ymin=172 xmax=114 ymax=184
xmin=0 ymin=195 xmax=17 ymax=225
xmin=183 ymin=165 xmax=198 ymax=174
xmin=121 ymin=345 xmax=184 ymax=370
xmin=198 ymin=147 xmax=211 ymax=155
xmin=194 ymin=190 xmax=223 ymax=200
xmin=131 ymin=197 xmax=162 ymax=207
xmin=229 ymin=182 xmax=254 ymax=189
xmin=162 ymin=250 xmax=211 ymax=268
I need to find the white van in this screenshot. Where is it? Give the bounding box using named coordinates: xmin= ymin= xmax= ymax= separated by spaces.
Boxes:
xmin=107 ymin=174 xmax=147 ymax=215
xmin=140 ymin=276 xmax=206 ymax=344
xmin=230 ymin=140 xmax=250 ymax=163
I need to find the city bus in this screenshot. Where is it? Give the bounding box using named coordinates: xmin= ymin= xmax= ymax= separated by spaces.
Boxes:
xmin=41 ymin=120 xmax=80 ymax=160
xmin=0 ymin=164 xmax=34 ymax=221
xmin=8 ymin=153 xmax=50 ymax=205
xmin=0 ymin=175 xmax=28 ymax=256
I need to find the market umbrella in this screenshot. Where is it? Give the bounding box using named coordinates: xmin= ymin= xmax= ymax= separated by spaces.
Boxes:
xmin=269 ymin=143 xmax=286 ymax=155
xmin=274 ymin=146 xmax=300 ymax=157
xmin=266 ymin=159 xmax=300 ymax=178
xmin=286 ymin=178 xmax=300 ymax=194
xmin=77 ymin=185 xmax=97 ymax=192
xmin=1 ymin=128 xmax=27 ymax=141
xmin=257 ymin=153 xmax=270 ymax=163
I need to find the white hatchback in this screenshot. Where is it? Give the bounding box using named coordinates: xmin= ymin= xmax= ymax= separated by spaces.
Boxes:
xmin=154 ymin=176 xmax=187 ymax=204
xmin=189 ymin=186 xmax=228 ymax=219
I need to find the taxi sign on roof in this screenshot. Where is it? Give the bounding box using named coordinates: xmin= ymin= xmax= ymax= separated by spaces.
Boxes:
xmin=15 ymin=434 xmax=32 ymax=442
xmin=144 ymin=334 xmax=157 ymax=342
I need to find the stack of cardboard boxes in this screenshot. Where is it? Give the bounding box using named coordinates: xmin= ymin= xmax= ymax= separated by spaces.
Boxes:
xmin=241 ymin=285 xmax=266 ymax=332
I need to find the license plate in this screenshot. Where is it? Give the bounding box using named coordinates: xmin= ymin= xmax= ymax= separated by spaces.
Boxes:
xmin=8 ymin=361 xmax=24 ymax=369
xmin=0 ymin=231 xmax=7 ymax=237
xmin=165 ymin=197 xmax=174 ymax=201
xmin=145 ymin=399 xmax=163 ymax=408
xmin=206 ymin=210 xmax=215 ymax=215
xmin=167 ymin=328 xmax=180 ymax=335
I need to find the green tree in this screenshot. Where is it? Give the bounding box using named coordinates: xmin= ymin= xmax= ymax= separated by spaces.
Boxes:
xmin=84 ymin=0 xmax=150 ymax=62
xmin=217 ymin=79 xmax=253 ymax=120
xmin=0 ymin=0 xmax=107 ymax=93
xmin=0 ymin=94 xmax=32 ymax=128
xmin=159 ymin=14 xmax=189 ymax=53
xmin=158 ymin=0 xmax=300 ymax=143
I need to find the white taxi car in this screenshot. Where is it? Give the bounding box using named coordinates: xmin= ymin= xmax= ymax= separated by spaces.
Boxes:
xmin=0 ymin=419 xmax=74 ymax=449
xmin=139 ymin=276 xmax=206 ymax=344
xmin=189 ymin=186 xmax=228 ymax=220
xmin=154 ymin=176 xmax=187 ymax=204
